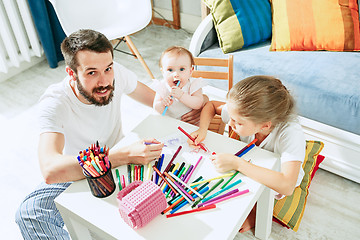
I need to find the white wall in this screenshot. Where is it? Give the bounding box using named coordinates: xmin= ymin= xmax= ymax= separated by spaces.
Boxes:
xmin=153 ymin=0 xmax=202 ymax=33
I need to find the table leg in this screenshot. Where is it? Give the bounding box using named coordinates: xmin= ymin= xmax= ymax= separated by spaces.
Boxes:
xmin=56 ymin=203 xmax=92 ymax=240
xmin=255 ymin=186 xmax=274 ymax=240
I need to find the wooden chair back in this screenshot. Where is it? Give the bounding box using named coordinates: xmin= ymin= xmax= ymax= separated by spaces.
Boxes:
xmin=192 ymin=55 xmax=233 ymax=91
xmin=192 ymin=55 xmax=234 ymax=135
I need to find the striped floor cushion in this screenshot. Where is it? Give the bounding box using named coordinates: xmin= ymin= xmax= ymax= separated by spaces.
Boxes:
xmin=273 ymin=140 xmax=324 ymax=231
xmin=229 ymin=130 xmax=324 ymax=231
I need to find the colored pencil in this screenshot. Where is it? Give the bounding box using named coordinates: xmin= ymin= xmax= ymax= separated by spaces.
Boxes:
xmin=168 ymin=172 xmax=204 ymax=199
xmin=198 ymin=189 xmax=239 ymax=207
xmin=162 ymin=185 xmax=201 ymax=214
xmin=146 ymin=162 xmax=152 ymax=180
xmin=221 ymin=171 xmax=239 ymax=189
xmin=153 ymin=165 xmax=178 ymax=194
xmin=235 ymin=139 xmax=258 ymax=156
xmin=177 ymin=126 xmax=208 ymax=152
xmin=164 ymin=172 xmax=195 ymax=202
xmin=167 ymin=177 xmax=205 ymax=205
xmin=163 ymin=146 xmax=182 ymax=173
xmin=164 ymin=185 xmax=209 ymax=214
xmin=201 ymin=179 xmax=242 ymax=203
xmin=192 ymin=178 xmax=224 ymax=208
xmin=115 ymin=169 xmax=122 ymax=190
xmin=201 ymin=189 xmax=250 ymax=207
xmin=184 ymin=156 xmax=203 ymax=183
xmin=166 ymin=204 xmax=216 ymax=218
xmin=162 ymin=80 xmax=180 ymax=115
xmin=189 ymin=172 xmax=234 ymax=186
xmin=127 ymin=165 xmax=131 ymax=183
xmin=169 ymin=186 xmax=210 ymax=214
xmin=220 ymin=141 xmax=257 ymax=189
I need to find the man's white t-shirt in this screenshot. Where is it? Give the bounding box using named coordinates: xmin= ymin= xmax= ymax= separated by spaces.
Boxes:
xmin=221 ymin=104 xmax=306 ymax=190
xmin=37 ymin=62 xmax=138 ymax=155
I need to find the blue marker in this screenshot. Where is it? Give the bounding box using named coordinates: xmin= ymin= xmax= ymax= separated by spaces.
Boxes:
xmin=162 ymin=80 xmax=181 ymax=116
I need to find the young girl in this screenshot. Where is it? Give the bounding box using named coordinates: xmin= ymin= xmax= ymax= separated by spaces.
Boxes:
xmin=153 ymin=46 xmax=206 ymax=119
xmin=190 ymin=75 xmax=305 ymax=232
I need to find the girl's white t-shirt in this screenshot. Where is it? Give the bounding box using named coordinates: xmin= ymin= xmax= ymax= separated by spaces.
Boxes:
xmin=221 ymin=104 xmax=306 ymax=194
xmin=154 ymin=77 xmax=206 ymax=119
xmin=37 ymin=62 xmax=138 ymax=155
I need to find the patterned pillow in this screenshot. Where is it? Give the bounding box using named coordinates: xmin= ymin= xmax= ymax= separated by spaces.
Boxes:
xmin=270 ymin=0 xmax=360 ymax=51
xmin=203 ymin=0 xmax=272 ymax=53
xmin=273 ymin=141 xmax=324 ymax=231
xmin=229 ymin=130 xmax=324 ymax=231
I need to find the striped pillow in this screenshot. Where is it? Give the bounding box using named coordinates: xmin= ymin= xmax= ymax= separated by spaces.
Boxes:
xmin=204 ymin=0 xmax=272 ymax=54
xmin=273 ymin=141 xmax=324 ymax=231
xmin=229 ymin=129 xmax=325 ymax=231
xmin=270 ymin=0 xmax=360 ymax=51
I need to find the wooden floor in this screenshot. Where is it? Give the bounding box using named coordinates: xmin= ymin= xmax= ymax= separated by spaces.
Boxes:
xmin=1 ymin=25 xmax=359 ymax=240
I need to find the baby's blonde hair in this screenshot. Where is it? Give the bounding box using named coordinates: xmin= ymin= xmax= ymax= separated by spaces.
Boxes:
xmin=227 ymin=75 xmax=296 ymax=127
xmin=159 ymin=46 xmax=195 ymax=68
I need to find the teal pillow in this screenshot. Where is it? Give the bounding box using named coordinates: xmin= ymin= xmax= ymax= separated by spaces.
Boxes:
xmin=204 ymin=0 xmax=272 ymax=53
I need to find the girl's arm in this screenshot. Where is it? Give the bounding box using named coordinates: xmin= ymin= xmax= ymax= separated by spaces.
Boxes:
xmin=190 ymin=100 xmax=225 ymax=146
xmin=213 ymin=153 xmax=302 ymax=196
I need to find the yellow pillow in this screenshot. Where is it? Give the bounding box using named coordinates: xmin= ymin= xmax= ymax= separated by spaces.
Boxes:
xmin=229 ymin=130 xmax=324 ymax=231
xmin=270 ymin=0 xmax=360 ymax=51
xmin=273 ymin=141 xmax=324 ymax=231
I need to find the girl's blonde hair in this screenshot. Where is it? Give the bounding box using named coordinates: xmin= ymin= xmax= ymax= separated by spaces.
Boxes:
xmin=227 ymin=75 xmax=296 ymax=127
xmin=159 ymin=46 xmax=195 ymax=67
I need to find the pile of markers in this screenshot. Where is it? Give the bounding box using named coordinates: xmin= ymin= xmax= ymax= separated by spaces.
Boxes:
xmin=77 ymin=141 xmax=115 ymax=197
xmin=77 ymin=141 xmax=111 ymax=177
xmin=113 ymin=127 xmax=258 ymax=217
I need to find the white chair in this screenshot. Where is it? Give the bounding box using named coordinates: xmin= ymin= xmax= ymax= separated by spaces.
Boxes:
xmin=49 ymin=0 xmax=154 ymax=79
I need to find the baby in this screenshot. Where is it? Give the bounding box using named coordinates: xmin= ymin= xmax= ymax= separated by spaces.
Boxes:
xmin=153 ymin=46 xmax=206 ymax=119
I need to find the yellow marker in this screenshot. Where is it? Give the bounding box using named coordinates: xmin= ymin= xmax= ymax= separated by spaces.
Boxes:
xmin=161 ymin=162 xmax=179 ymax=191
xmin=189 ymin=172 xmax=234 ymax=187
xmin=146 ymin=162 xmax=152 ymax=180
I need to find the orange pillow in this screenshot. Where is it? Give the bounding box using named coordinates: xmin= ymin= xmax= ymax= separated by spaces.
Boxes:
xmin=270 ymin=0 xmax=360 ymax=51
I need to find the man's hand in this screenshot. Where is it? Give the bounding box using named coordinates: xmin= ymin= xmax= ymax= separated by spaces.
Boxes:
xmin=180 ymin=108 xmax=202 ymax=125
xmin=124 ymin=138 xmax=164 ymax=165
xmin=180 ymin=94 xmax=209 ymax=125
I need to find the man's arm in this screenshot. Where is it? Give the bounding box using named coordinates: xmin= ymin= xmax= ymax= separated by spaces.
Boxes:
xmin=38 ymin=132 xmax=84 ymax=184
xmin=128 ymin=81 xmax=155 ymax=107
xmin=39 ymin=132 xmax=164 ymax=184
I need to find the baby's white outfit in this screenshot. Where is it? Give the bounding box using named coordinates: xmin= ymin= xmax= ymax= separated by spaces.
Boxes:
xmin=154 ymin=77 xmax=206 ymax=119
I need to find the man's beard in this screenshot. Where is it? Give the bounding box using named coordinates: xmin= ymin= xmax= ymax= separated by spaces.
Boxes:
xmin=76 ymin=78 xmax=115 ymax=106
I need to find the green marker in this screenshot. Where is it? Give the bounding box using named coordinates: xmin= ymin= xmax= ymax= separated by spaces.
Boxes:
xmin=192 ymin=178 xmax=224 ymax=208
xmin=115 ymin=169 xmax=122 ymax=190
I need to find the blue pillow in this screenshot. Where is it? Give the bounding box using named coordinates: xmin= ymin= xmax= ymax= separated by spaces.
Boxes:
xmin=204 ymin=0 xmax=272 ymax=53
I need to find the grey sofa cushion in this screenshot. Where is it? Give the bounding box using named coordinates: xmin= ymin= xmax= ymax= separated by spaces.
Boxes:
xmin=198 ymin=41 xmax=360 ymax=135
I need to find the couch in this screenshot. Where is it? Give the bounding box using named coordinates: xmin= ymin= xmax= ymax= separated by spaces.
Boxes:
xmin=189 ymin=13 xmax=360 ymax=184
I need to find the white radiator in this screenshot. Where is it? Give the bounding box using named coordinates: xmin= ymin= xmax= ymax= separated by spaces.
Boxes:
xmin=0 ymin=0 xmax=42 ymax=74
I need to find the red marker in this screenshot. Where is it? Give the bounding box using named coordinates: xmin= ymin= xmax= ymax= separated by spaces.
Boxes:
xmin=178 ymin=126 xmax=208 ymax=152
xmin=166 ymin=204 xmax=216 ymax=218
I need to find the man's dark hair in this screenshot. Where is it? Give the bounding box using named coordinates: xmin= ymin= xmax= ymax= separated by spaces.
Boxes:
xmin=61 ymin=29 xmax=114 ymax=73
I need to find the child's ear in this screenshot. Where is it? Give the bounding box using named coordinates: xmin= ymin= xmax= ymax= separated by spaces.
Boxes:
xmin=261 ymin=121 xmax=272 ymax=131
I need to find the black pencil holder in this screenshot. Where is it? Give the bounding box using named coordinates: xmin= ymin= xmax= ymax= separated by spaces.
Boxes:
xmin=84 ymin=163 xmax=115 ymax=198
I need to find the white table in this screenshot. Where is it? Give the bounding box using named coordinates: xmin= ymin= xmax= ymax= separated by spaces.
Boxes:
xmin=55 ymin=114 xmax=279 ymax=240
